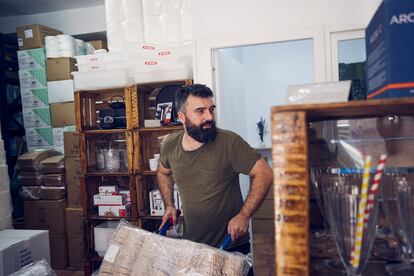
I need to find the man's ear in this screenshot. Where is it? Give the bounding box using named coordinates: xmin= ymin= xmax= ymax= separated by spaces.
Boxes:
xmin=178 ymin=110 xmax=185 ymax=124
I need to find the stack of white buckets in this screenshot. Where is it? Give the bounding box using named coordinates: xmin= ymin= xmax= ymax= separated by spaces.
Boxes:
xmin=0 ymin=136 xmax=13 ymax=230
xmin=45 ymin=35 xmax=93 ymax=58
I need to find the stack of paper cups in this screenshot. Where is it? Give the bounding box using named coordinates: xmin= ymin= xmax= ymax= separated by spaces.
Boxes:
xmin=57 ymin=35 xmax=76 ymax=57
xmin=45 ymin=36 xmax=60 ymax=58
xmin=107 ymin=22 xmax=125 ymax=53
xmin=122 ymin=19 xmax=145 ymax=43
xmin=75 ymin=39 xmax=87 ymax=55
xmin=105 ymin=0 xmax=124 ymax=23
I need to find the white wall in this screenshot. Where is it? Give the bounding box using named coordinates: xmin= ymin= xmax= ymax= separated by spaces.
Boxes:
xmin=192 ymin=0 xmax=381 ymax=40
xmin=0 ymin=5 xmax=106 ymax=35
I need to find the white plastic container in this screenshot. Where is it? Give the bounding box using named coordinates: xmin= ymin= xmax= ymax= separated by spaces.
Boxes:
xmin=129 ymin=59 xmax=192 ymax=83
xmin=72 ymin=69 xmax=134 ymax=91
xmin=75 ymin=52 xmax=126 ymax=72
xmin=94 ymin=221 xmax=119 ymax=257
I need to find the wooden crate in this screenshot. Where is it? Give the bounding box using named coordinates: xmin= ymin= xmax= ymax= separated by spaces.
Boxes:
xmin=75 ymin=85 xmax=138 ymax=131
xmin=136 ymin=80 xmax=192 ymax=127
xmin=79 ymin=129 xmax=139 ymax=175
xmin=271 ymin=98 xmax=414 ymax=276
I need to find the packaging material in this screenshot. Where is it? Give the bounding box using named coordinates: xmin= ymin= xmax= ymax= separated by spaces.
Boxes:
xmin=98 ymin=223 xmax=249 ymax=275
xmin=50 ymin=102 xmax=76 ymax=127
xmin=40 ymin=155 xmax=65 ymax=174
xmin=22 ymin=107 xmax=52 ymax=128
xmin=49 ymin=234 xmax=68 ymax=269
xmin=11 ymin=259 xmax=54 ymax=276
xmin=45 ymin=35 xmax=79 ymax=58
xmin=24 ymin=199 xmax=67 ymax=235
xmin=94 ymin=194 xmax=127 ymax=206
xmin=285 ymin=81 xmax=352 ymax=105
xmin=122 ymin=19 xmax=145 ymax=44
xmin=99 ymin=185 xmax=119 ymax=195
xmin=366 ymin=0 xmax=414 ymax=99
xmin=67 ymin=180 xmax=81 ymax=207
xmin=53 ymin=126 xmax=76 ymax=153
xmin=46 ymin=58 xmax=77 ymax=81
xmin=42 ymin=174 xmax=66 ymax=186
xmin=105 ymin=0 xmax=124 ymax=23
xmin=75 ymin=39 xmax=87 ymax=56
xmin=40 ymin=186 xmax=66 ymax=200
xmin=66 ymin=208 xmax=83 ymax=238
xmin=18 ymin=149 xmax=61 ymax=171
xmin=98 ymin=203 xmax=130 ymax=218
xmin=150 ymin=189 xmax=179 ymax=216
xmin=21 ymin=88 xmax=49 ymax=109
xmin=65 ymin=157 xmax=81 ymax=183
xmin=47 ymin=80 xmax=75 ymax=103
xmin=17 ymin=48 xmax=46 ymax=70
xmin=20 ymin=186 xmax=41 ymax=200
xmin=25 ymin=127 xmax=54 ymax=150
xmin=18 ymin=69 xmax=47 ymax=89
xmin=16 ymin=24 xmax=62 ymax=50
xmin=19 ymin=171 xmax=42 ymax=186
xmin=88 ymin=40 xmax=108 ymax=50
xmin=72 ymin=69 xmax=134 ymax=90
xmin=0 ymin=229 xmax=50 ymax=275
xmin=67 ymin=237 xmax=85 ymax=268
xmin=106 ymin=22 xmax=124 ymax=53
xmin=64 ymin=132 xmax=80 ymax=157
xmin=119 ymin=190 xmax=130 ymax=202
xmin=94 ymin=221 xmax=120 ymax=257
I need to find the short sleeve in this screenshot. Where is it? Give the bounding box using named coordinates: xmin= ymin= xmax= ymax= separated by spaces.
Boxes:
xmin=160 ymin=139 xmax=171 ymax=169
xmin=229 ymin=134 xmax=261 ymax=174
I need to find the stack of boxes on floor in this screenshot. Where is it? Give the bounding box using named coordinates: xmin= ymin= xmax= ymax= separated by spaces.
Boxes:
xmin=18 ymin=149 xmax=68 ymax=269
xmin=0 ymin=137 xmax=13 ymax=230
xmin=64 ymin=131 xmax=85 ymax=269
xmin=17 ymin=25 xmax=62 ymax=150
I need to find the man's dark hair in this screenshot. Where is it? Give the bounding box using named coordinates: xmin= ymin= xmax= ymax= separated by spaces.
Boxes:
xmin=175 ymin=84 xmax=214 ymax=113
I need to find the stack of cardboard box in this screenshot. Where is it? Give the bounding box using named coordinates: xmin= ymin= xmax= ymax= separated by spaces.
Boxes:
xmin=64 ymin=131 xmax=85 ymax=268
xmin=19 ymin=149 xmax=68 ymax=269
xmin=39 ymin=155 xmax=66 ymax=200
xmin=16 ymin=24 xmax=62 ymax=151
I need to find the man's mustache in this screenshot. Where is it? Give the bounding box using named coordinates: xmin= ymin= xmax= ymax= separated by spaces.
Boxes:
xmin=200 ymin=121 xmax=215 ymax=127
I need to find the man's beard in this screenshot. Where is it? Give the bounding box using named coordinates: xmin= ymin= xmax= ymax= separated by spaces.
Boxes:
xmin=185 ymin=119 xmax=217 ymax=143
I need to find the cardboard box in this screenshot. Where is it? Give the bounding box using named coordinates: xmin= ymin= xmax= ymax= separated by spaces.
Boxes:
xmin=65 ymin=157 xmax=81 ymax=183
xmin=50 ymin=102 xmax=75 ymax=127
xmin=150 ymin=189 xmax=179 ymax=216
xmin=18 ymin=69 xmax=47 ymax=89
xmin=0 ymin=229 xmax=50 ymax=275
xmin=17 ymin=48 xmax=46 ymax=70
xmin=66 ymin=208 xmax=84 ymax=238
xmin=46 ymin=58 xmax=77 ymax=81
xmin=98 ymin=203 xmax=130 ymax=217
xmin=42 ymin=173 xmax=65 ymax=187
xmin=25 ymin=127 xmax=54 ymax=150
xmin=67 ymin=181 xmax=81 ymax=207
xmin=18 ymin=149 xmax=61 ymax=171
xmin=99 ymin=185 xmax=119 ymax=195
xmin=20 ymin=171 xmax=42 ymax=186
xmin=21 ymin=88 xmax=49 ymax=109
xmin=40 ymin=155 xmax=65 ymax=174
xmin=22 ymin=107 xmax=52 ymax=128
xmin=366 ymin=0 xmax=414 ymax=99
xmin=49 ymin=234 xmax=68 ymax=269
xmin=67 ymin=237 xmax=84 ymax=268
xmin=53 ymin=126 xmax=76 ymax=153
xmin=40 ymin=186 xmax=66 ymax=200
xmin=16 ymin=24 xmax=62 ymax=50
xmin=47 ymin=80 xmax=75 ymax=103
xmin=88 ymin=40 xmax=108 ymax=50
xmin=64 ymin=132 xmax=80 ymax=157
xmin=24 ymin=199 xmax=67 ymax=235
xmin=93 ymin=194 xmax=127 ymax=206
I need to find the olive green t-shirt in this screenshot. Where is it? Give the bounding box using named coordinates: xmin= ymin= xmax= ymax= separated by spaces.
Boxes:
xmin=160 ymin=128 xmax=260 ymax=248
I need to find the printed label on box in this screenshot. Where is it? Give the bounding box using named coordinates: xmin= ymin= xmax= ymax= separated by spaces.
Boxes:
xmin=21 ymin=88 xmax=49 ymax=109
xmin=22 ymin=107 xmax=51 ymax=128
xmin=26 ymin=127 xmax=54 ymax=150
xmin=17 ymin=48 xmax=46 ymax=70
xmin=24 ymin=29 xmax=33 ymax=38
xmin=19 ymin=69 xmax=47 ymax=89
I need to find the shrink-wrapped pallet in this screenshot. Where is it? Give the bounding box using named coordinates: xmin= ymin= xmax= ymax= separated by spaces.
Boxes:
xmin=99 ymin=223 xmax=249 ymax=276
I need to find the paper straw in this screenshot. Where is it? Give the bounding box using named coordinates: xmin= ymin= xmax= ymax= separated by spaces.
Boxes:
xmin=363 ymin=154 xmax=387 ymax=227
xmin=351 ymin=155 xmax=372 ymax=268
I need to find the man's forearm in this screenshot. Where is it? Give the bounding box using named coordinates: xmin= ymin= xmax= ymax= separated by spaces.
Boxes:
xmin=157 ymin=171 xmax=175 ymax=208
xmin=240 ymin=159 xmax=273 ymax=218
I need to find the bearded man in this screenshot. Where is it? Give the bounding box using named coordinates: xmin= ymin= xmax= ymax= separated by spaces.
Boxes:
xmin=157 ymin=84 xmax=273 ymax=273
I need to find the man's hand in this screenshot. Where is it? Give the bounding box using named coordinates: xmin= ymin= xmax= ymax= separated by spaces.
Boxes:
xmin=227 ymin=212 xmax=249 ymax=241
xmin=159 ymin=205 xmax=178 ymax=231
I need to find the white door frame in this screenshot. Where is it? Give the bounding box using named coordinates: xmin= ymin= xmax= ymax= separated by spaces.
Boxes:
xmin=194 ymin=26 xmax=326 ymax=124
xmin=325 ymin=26 xmax=365 ymax=82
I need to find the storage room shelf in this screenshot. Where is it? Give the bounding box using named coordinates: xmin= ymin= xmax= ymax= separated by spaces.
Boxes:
xmin=83 ymin=129 xmax=129 ymax=135
xmin=86 ymin=215 xmax=136 ymax=221
xmin=84 ymin=171 xmax=133 ymax=177
xmin=138 ymin=125 xmax=183 ymax=133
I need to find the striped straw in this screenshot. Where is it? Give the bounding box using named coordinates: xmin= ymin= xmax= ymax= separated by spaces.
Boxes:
xmin=351 ymin=155 xmax=372 ymax=268
xmin=363 ymin=154 xmax=387 ymax=228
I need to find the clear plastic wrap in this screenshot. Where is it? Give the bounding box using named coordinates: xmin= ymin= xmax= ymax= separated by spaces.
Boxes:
xmin=41 ymin=173 xmax=66 ymax=186
xmin=98 ymin=221 xmax=250 ymax=276
xmin=18 ymin=149 xmax=61 ymax=172
xmin=20 ymin=186 xmax=41 ymax=200
xmin=40 ymin=186 xmax=66 ymax=200
xmin=11 ymin=258 xmax=56 ymax=276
